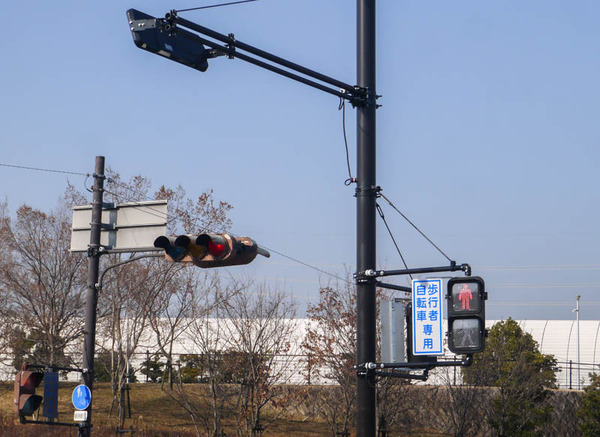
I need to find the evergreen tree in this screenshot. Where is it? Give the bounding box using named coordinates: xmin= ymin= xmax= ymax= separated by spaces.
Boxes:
xmin=463 ymin=318 xmax=557 ymax=436
xmin=577 ymin=373 xmax=600 ymax=437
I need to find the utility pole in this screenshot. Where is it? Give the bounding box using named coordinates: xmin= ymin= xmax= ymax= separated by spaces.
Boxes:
xmin=81 ymin=156 xmax=106 ymax=437
xmin=356 ymin=1 xmax=377 ymax=436
xmin=127 ymin=3 xmax=380 ymax=433
xmin=576 ymin=295 xmax=581 ymax=390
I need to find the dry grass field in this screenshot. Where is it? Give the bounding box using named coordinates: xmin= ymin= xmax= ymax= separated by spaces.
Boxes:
xmin=0 ymin=382 xmax=445 ymax=436
xmin=0 ymin=382 xmax=328 ymax=436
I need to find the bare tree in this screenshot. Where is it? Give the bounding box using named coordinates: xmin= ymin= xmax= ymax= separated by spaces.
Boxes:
xmin=302 ymin=278 xmax=356 ymax=436
xmin=222 ymin=283 xmax=299 ymax=437
xmin=99 ymin=256 xmax=171 ymax=426
xmin=149 ymin=266 xmax=199 ymax=389
xmin=434 ymin=365 xmax=487 ymax=437
xmin=158 ymin=274 xmax=243 ymax=437
xmin=187 ymin=274 xmax=240 ymax=436
xmin=0 ymin=199 xmax=86 ymax=368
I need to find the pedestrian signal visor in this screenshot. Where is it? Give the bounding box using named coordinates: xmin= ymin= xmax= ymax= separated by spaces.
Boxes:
xmin=446 ymin=276 xmax=487 ymax=354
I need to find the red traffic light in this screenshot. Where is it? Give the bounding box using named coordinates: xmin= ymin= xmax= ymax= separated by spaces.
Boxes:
xmin=14 ymin=370 xmax=44 ymax=417
xmin=196 ymin=234 xmax=229 ymax=259
xmin=209 ymin=240 xmax=225 ymax=257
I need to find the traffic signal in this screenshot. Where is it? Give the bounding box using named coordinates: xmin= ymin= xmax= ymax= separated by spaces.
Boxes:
xmin=14 ymin=367 xmax=44 ymax=418
xmin=446 ymin=276 xmax=487 ymax=354
xmin=126 ymin=9 xmax=211 ymax=72
xmin=154 ymin=233 xmax=270 ymax=268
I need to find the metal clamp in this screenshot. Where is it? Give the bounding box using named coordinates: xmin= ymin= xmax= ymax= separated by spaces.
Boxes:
xmin=349 ymin=86 xmax=378 ymax=108
xmin=354 ymin=185 xmax=381 ymax=198
xmin=226 ymin=33 xmax=236 ymax=59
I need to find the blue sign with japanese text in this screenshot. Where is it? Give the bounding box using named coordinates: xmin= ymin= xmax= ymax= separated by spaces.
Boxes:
xmin=412 ymin=278 xmax=444 ymax=355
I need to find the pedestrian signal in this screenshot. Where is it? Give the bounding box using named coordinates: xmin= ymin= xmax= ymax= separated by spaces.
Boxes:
xmin=446 ymin=276 xmax=487 ymax=354
xmin=154 ymin=233 xmax=270 ymax=268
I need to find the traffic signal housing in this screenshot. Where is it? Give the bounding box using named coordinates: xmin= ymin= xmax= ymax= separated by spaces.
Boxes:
xmin=14 ymin=367 xmax=44 ymax=418
xmin=126 ymin=9 xmax=211 ymax=72
xmin=154 ymin=233 xmax=270 ymax=268
xmin=446 ymin=276 xmax=487 ymax=354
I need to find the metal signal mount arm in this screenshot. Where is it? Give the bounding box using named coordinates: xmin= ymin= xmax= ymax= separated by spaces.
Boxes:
xmin=163 ymin=10 xmax=370 ymax=106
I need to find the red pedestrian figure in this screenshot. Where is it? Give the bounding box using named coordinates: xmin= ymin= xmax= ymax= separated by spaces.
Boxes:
xmin=458 ymin=284 xmax=473 ymax=310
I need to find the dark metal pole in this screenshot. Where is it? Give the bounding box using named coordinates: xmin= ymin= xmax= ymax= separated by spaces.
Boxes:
xmin=356 ymin=0 xmax=377 ymax=436
xmin=569 ymin=360 xmax=572 ymax=390
xmin=81 ymin=156 xmax=106 ymax=437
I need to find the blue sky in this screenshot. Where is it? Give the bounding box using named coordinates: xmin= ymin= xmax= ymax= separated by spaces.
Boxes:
xmin=1 ymin=1 xmax=599 ymax=319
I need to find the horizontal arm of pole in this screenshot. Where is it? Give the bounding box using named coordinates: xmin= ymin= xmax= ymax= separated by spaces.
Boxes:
xmin=170 ymin=12 xmax=358 ymax=95
xmin=379 ymin=358 xmax=472 ymax=369
xmin=25 ymin=363 xmax=85 ymax=373
xmin=355 ymin=355 xmax=473 ymax=374
xmin=20 ymin=417 xmax=83 ymax=428
xmin=361 ymin=355 xmax=473 ymax=371
xmin=375 ymin=369 xmax=429 ymax=381
xmin=358 ymin=262 xmax=471 ymax=279
xmin=376 ymin=281 xmax=412 ymax=293
xmin=172 ymin=25 xmax=352 ymax=101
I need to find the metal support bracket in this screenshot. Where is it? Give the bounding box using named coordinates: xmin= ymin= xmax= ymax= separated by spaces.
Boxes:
xmin=349 ymin=86 xmax=371 ymax=107
xmin=86 ymin=246 xmax=110 ymax=258
xmin=226 ymin=33 xmax=236 ymax=59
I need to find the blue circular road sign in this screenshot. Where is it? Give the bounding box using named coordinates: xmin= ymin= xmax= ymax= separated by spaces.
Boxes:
xmin=72 ymin=384 xmax=92 ymax=410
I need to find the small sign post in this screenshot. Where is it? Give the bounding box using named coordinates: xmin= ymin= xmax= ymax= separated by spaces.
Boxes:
xmin=411 ymin=278 xmax=444 ymax=356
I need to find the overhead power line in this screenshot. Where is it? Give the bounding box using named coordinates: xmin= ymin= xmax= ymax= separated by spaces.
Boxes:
xmin=176 ymin=0 xmax=259 ymax=13
xmin=104 ymin=180 xmax=351 ymax=284
xmin=260 ymin=245 xmax=350 ymax=284
xmin=0 ymin=162 xmax=88 ymax=177
xmin=491 ymin=283 xmax=600 ymax=289
xmin=489 ymin=301 xmax=600 ymax=306
xmin=477 ymin=264 xmax=600 ymax=272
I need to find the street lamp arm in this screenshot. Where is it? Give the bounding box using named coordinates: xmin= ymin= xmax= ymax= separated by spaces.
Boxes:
xmin=130 ymin=10 xmax=366 ymax=105
xmin=96 ymin=253 xmax=164 ymax=290
xmin=168 ymin=11 xmax=361 ymax=97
